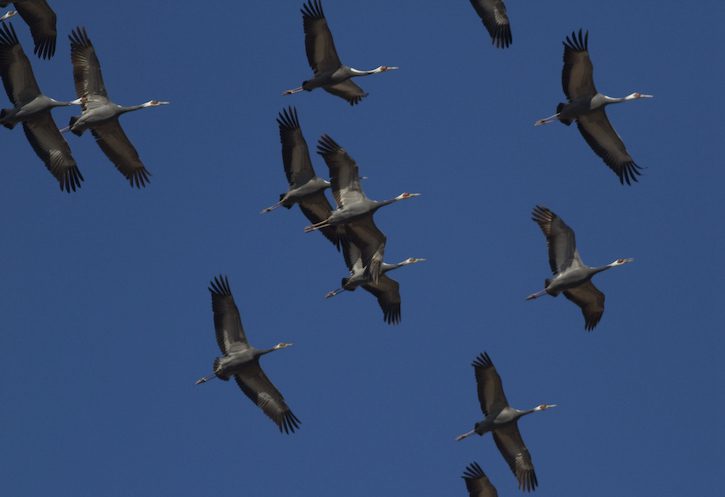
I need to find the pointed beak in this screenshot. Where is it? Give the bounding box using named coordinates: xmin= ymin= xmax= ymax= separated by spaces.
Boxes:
xmin=156 ymin=101 xmax=171 ymax=105
xmin=639 ymin=94 xmax=654 ymax=99
xmin=416 ymin=258 xmax=427 ymax=262
xmin=387 ymin=66 xmax=400 ymax=71
xmin=407 ymin=193 xmax=421 ymax=198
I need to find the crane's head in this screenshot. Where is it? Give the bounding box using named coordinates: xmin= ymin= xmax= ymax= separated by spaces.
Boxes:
xmin=0 ymin=10 xmax=17 ymax=22
xmin=143 ymin=100 xmax=171 ymax=107
xmin=273 ymin=342 xmax=293 ymax=350
xmin=610 ymin=258 xmax=634 ymax=267
xmin=402 ymin=257 xmax=426 ymax=265
xmin=395 ymin=192 xmax=421 ymax=201
xmin=376 ymin=65 xmax=399 ymax=73
xmin=534 ymin=404 xmax=557 ymax=411
xmin=627 ymin=92 xmax=654 ymax=100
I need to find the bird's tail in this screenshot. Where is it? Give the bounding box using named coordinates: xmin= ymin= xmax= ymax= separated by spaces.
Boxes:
xmin=280 ymin=193 xmax=293 ymax=209
xmin=68 ymin=116 xmax=83 ymax=136
xmin=556 ymin=104 xmax=572 ymax=126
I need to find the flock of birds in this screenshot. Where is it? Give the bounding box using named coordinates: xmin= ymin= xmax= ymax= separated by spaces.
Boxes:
xmin=0 ymin=1 xmax=653 ymax=495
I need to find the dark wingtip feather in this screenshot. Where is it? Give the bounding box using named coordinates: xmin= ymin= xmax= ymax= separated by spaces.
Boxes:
xmin=301 ymin=0 xmax=324 ymax=20
xmin=462 ymin=461 xmax=486 ymax=480
xmin=531 ymin=205 xmax=554 ymax=225
xmin=519 ymin=468 xmax=538 ymax=492
xmin=276 ymin=106 xmax=300 ymax=130
xmin=58 ymin=166 xmax=84 ymax=193
xmin=280 ymin=410 xmax=301 ymax=434
xmin=617 ymin=161 xmax=643 ymax=186
xmin=128 ymin=167 xmax=151 ymax=188
xmin=0 ymin=21 xmax=18 ymax=46
xmin=209 ymin=275 xmax=232 ymax=296
xmin=492 ymin=25 xmax=512 ymax=49
xmin=68 ymin=26 xmax=92 ymax=49
xmin=383 ymin=304 xmax=401 ymax=325
xmin=316 ymin=134 xmax=342 ymax=156
xmin=472 ymin=352 xmax=493 ymax=369
xmin=563 ymin=28 xmax=588 ymax=52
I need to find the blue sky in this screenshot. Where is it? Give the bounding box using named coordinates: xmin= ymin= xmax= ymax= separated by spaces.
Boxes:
xmin=1 ymin=1 xmax=724 ymax=496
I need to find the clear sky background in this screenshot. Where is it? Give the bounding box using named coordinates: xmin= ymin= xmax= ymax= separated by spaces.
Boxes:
xmin=1 ymin=1 xmax=724 ymax=496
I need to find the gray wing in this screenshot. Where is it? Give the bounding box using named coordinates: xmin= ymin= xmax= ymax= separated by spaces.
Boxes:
xmin=562 ymin=29 xmax=596 ymax=100
xmin=90 ymin=119 xmax=151 ymax=188
xmin=462 ymin=462 xmax=499 ymax=497
xmin=14 ymin=0 xmax=55 ymax=59
xmin=531 ymin=205 xmax=578 ymax=275
xmin=208 ymin=275 xmax=248 ymax=354
xmin=323 ymin=79 xmax=368 ymax=106
xmin=301 ymin=0 xmax=341 ymax=74
xmin=69 ymin=26 xmax=107 ymax=98
xmin=492 ymin=422 xmax=538 ymax=492
xmin=0 ymin=22 xmax=40 ymax=105
xmin=316 ymin=134 xmax=366 ymax=208
xmin=469 ymin=0 xmax=511 ymax=48
xmin=361 ymin=274 xmax=401 ymax=325
xmin=234 ymin=361 xmax=301 ymax=434
xmin=22 ymin=112 xmax=83 ymax=192
xmin=297 ymin=190 xmax=342 ymax=249
xmin=345 ymin=215 xmax=386 ymax=284
xmin=472 ymin=352 xmax=509 ymax=416
xmin=277 ymin=106 xmax=315 ymax=187
xmin=563 ymin=280 xmax=605 ymax=331
xmin=576 ymin=108 xmax=642 ymax=185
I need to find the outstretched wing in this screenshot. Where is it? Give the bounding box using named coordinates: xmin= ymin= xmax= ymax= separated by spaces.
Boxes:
xmin=234 ymin=361 xmax=301 ymax=434
xmin=462 ymin=462 xmax=499 ymax=497
xmin=472 ymin=352 xmax=509 ymax=416
xmin=531 ymin=205 xmax=579 ymax=275
xmin=69 ymin=26 xmax=107 ymax=98
xmin=298 ymin=190 xmax=342 ymax=249
xmin=90 ymin=119 xmax=151 ymax=188
xmin=469 ymin=0 xmax=512 ymax=49
xmin=22 ymin=112 xmax=83 ymax=192
xmin=301 ymin=0 xmax=341 ymax=74
xmin=208 ymin=275 xmax=248 ymax=354
xmin=562 ymin=29 xmax=596 ymax=100
xmin=317 ymin=134 xmax=366 ymax=208
xmin=563 ymin=280 xmax=605 ymax=331
xmin=14 ymin=0 xmax=55 ymax=59
xmin=576 ymin=108 xmax=642 ymax=185
xmin=492 ymin=423 xmax=538 ymax=492
xmin=322 ymin=79 xmax=368 ymax=106
xmin=277 ymin=106 xmax=315 ymax=187
xmin=362 ymin=274 xmax=401 ymax=325
xmin=0 ymin=22 xmax=40 ymax=106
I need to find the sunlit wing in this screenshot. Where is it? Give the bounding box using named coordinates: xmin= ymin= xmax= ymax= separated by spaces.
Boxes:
xmin=563 ymin=280 xmax=605 ymax=331
xmin=23 ymin=112 xmax=83 ymax=192
xmin=469 ymin=0 xmax=511 ymax=48
xmin=301 ymin=0 xmax=341 ymax=74
xmin=277 ymin=106 xmax=315 ymax=187
xmin=0 ymin=22 xmax=40 ymax=106
xmin=462 ymin=462 xmax=499 ymax=497
xmin=562 ymin=29 xmax=596 ymax=100
xmin=208 ymin=275 xmax=248 ymax=355
xmin=492 ymin=423 xmax=538 ymax=492
xmin=316 ymin=134 xmax=366 ymax=207
xmin=14 ymin=0 xmax=55 ymax=59
xmin=69 ymin=26 xmax=107 ymax=98
xmin=323 ymin=79 xmax=368 ymax=106
xmin=531 ymin=205 xmax=577 ymax=274
xmin=90 ymin=119 xmax=151 ymax=188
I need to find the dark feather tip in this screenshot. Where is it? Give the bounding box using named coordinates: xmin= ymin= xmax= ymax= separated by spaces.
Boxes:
xmin=472 ymin=352 xmax=493 ymax=369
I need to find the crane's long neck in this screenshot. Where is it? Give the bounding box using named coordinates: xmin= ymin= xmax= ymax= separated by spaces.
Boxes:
xmin=118 ymin=104 xmax=148 ymax=115
xmin=603 ymin=93 xmax=650 ymax=105
xmin=349 ymin=67 xmax=384 ymax=76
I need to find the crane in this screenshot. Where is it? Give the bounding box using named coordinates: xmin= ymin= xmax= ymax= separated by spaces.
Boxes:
xmin=462 ymin=462 xmax=498 ymax=497
xmin=468 ymin=0 xmax=512 ymax=48
xmin=66 ymin=27 xmax=169 ymax=188
xmin=261 ymin=106 xmax=342 ymax=249
xmin=535 ymin=30 xmax=652 ymax=185
xmin=456 ymin=352 xmax=555 ymax=492
xmin=283 ymin=0 xmax=398 ymax=105
xmin=0 ymin=1 xmax=55 ymax=59
xmin=196 ymin=275 xmax=301 ymax=434
xmin=0 ymin=22 xmax=82 ymax=191
xmin=304 ymin=135 xmax=419 ymax=259
xmin=527 ymin=205 xmax=633 ymax=330
xmin=325 ymin=223 xmax=425 ymax=324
